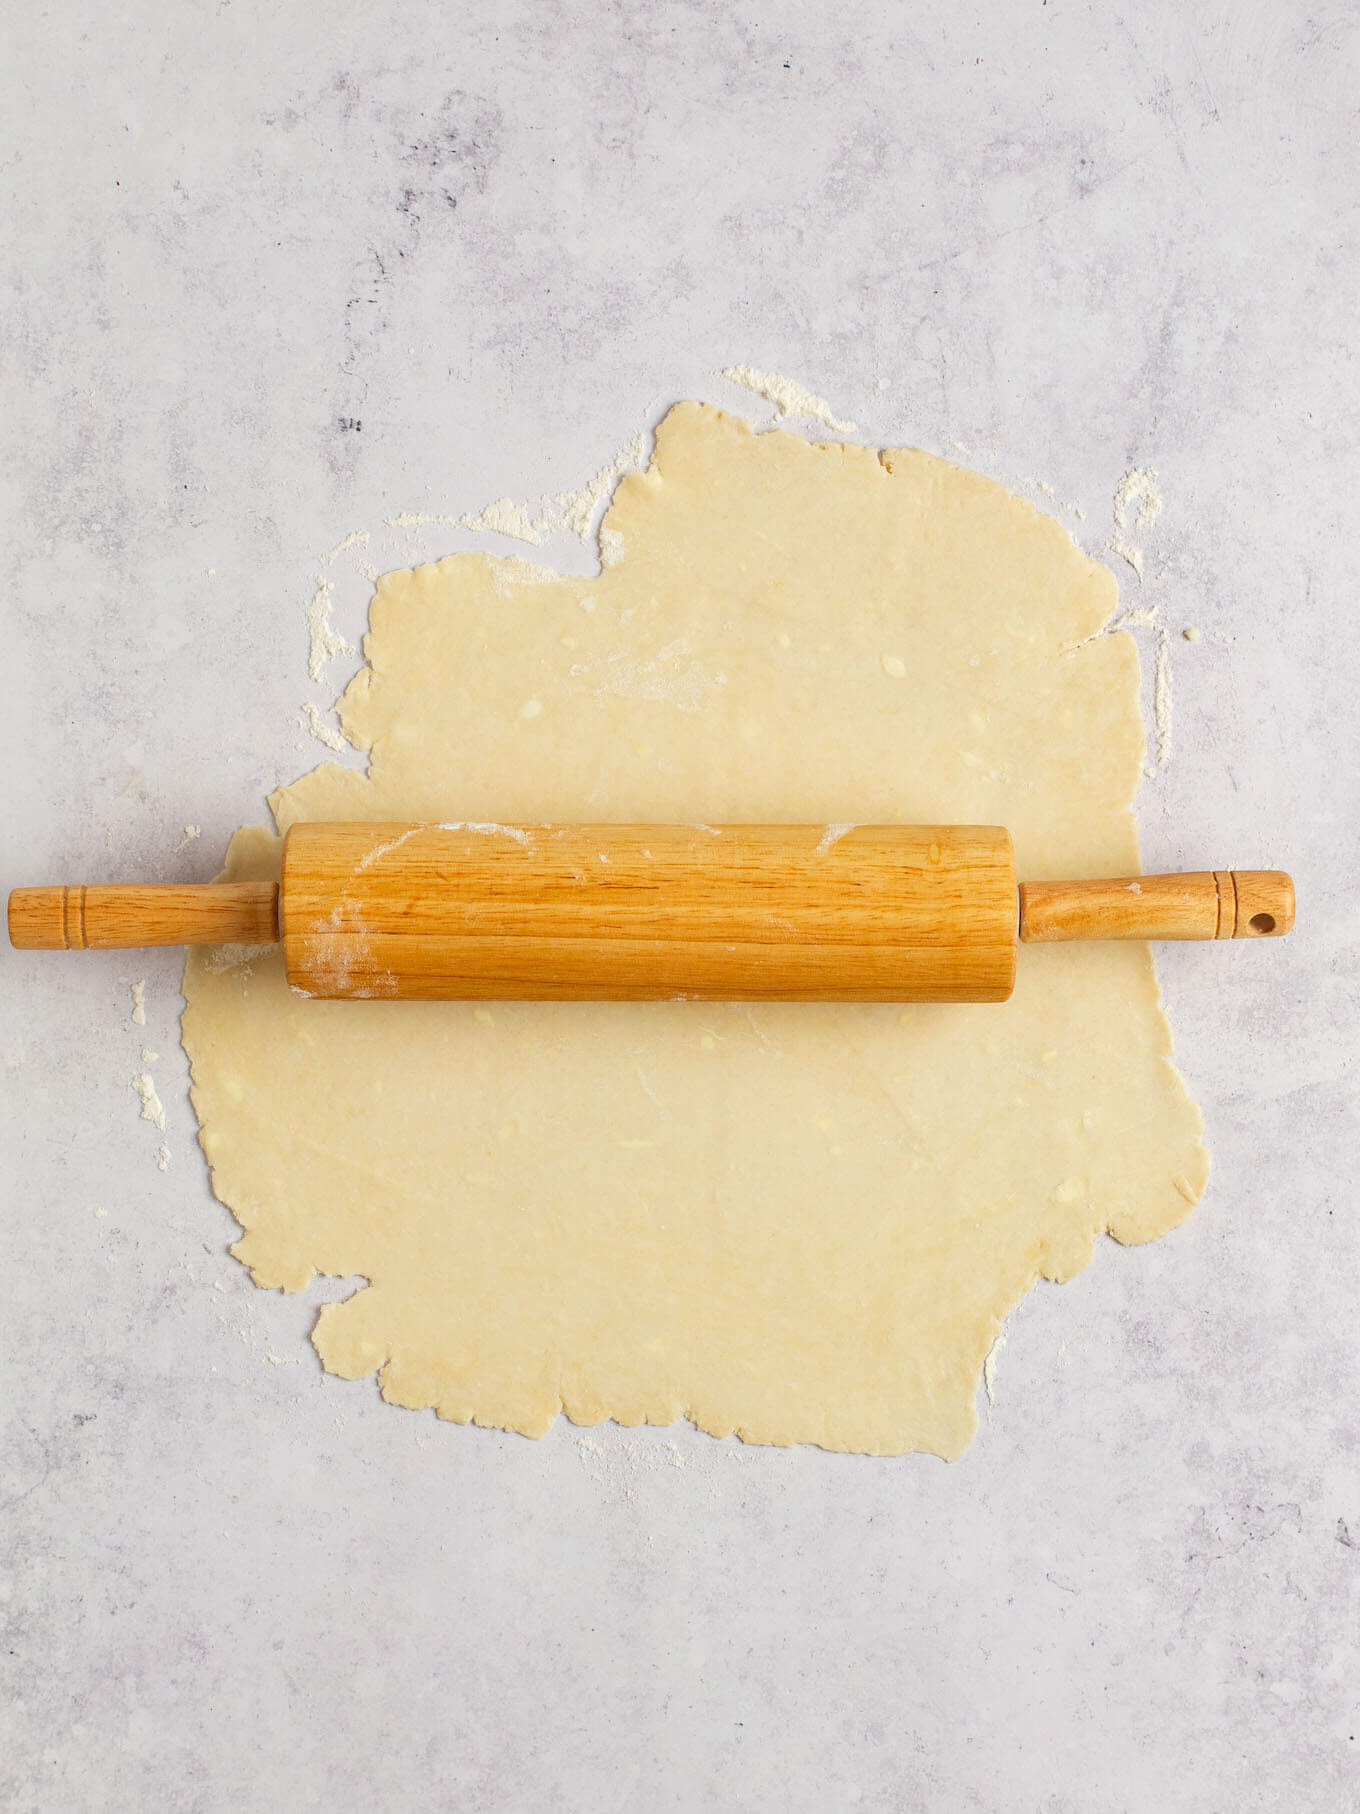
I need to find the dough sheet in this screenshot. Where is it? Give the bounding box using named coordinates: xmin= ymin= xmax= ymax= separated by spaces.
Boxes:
xmin=181 ymin=403 xmax=1207 ymax=1457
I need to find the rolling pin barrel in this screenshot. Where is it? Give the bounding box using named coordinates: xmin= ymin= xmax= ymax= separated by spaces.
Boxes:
xmin=280 ymin=822 xmax=1020 ymax=1003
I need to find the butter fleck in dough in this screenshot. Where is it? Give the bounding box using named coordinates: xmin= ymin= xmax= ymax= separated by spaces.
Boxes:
xmin=181 ymin=402 xmax=1208 ymax=1459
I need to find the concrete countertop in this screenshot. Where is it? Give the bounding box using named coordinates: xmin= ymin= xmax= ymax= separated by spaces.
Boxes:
xmin=4 ymin=4 xmax=1357 ymax=1809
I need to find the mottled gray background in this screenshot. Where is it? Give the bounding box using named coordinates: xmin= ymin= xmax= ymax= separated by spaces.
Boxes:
xmin=3 ymin=4 xmax=1358 ymax=1810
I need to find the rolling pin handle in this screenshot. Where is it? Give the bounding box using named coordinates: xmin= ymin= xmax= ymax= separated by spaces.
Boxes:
xmin=1018 ymin=870 xmax=1294 ymax=943
xmin=8 ymin=883 xmax=280 ymax=950
xmin=7 ymin=886 xmax=85 ymax=949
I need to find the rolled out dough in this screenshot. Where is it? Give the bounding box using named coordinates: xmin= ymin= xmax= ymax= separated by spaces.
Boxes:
xmin=181 ymin=402 xmax=1208 ymax=1458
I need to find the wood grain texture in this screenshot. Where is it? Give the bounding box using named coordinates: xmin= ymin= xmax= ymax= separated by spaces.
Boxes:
xmin=1018 ymin=870 xmax=1294 ymax=943
xmin=7 ymin=883 xmax=279 ymax=950
xmin=280 ymin=822 xmax=1019 ymax=1003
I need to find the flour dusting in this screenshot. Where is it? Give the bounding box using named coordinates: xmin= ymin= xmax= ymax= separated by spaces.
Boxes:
xmin=301 ymin=702 xmax=349 ymax=753
xmin=719 ymin=365 xmax=857 ymax=434
xmin=460 ymin=497 xmax=545 ymax=543
xmin=454 ymin=432 xmax=651 ymax=551
xmin=1110 ymin=466 xmax=1162 ymax=580
xmin=983 ymin=1326 xmax=1007 ymax=1406
xmin=573 ymin=639 xmax=715 ymax=715
xmin=132 ymin=1073 xmax=166 ymax=1132
xmin=1154 ymin=627 xmax=1173 ymax=768
xmin=575 ymin=1429 xmax=726 ymax=1501
xmin=354 ymin=827 xmax=423 ymax=872
xmin=306 ymin=576 xmax=355 ymax=682
xmin=325 ymin=529 xmax=370 ymax=563
xmin=489 ymin=557 xmax=566 ymax=595
xmin=438 ymin=822 xmax=533 ymax=845
xmin=550 ymin=432 xmax=648 ymax=538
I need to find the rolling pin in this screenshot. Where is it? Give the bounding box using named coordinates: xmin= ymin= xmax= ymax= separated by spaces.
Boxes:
xmin=6 ymin=822 xmax=1294 ymax=1003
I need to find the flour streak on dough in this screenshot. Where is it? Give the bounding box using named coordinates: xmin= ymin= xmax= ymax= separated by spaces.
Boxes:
xmin=182 ymin=402 xmax=1208 ymax=1460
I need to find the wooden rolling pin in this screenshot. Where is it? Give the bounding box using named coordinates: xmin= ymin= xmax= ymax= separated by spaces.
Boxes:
xmin=7 ymin=822 xmax=1294 ymax=1003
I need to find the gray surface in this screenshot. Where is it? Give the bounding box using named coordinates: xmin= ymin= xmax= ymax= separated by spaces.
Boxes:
xmin=3 ymin=4 xmax=1357 ymax=1809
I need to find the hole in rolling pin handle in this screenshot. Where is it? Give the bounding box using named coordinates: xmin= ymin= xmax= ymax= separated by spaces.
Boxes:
xmin=1248 ymin=912 xmax=1276 ymax=935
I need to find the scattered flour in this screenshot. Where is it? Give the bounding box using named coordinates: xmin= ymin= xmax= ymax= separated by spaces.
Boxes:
xmin=306 ymin=576 xmax=355 ymax=683
xmin=377 ymin=431 xmax=654 ymax=575
xmin=157 ymin=1144 xmax=171 ymax=1172
xmin=550 ymin=432 xmax=649 ymax=539
xmin=1154 ymin=626 xmax=1173 ymax=769
xmin=1110 ymin=466 xmax=1163 ymax=580
xmin=718 ymin=365 xmax=857 ymax=434
xmin=1019 ymin=475 xmax=1084 ymax=519
xmin=575 ymin=1429 xmax=725 ymax=1500
xmin=325 ymin=529 xmax=370 ymax=563
xmin=130 ymin=979 xmax=146 ymax=1026
xmin=132 ymin=1073 xmax=166 ymax=1132
xmin=1096 ymin=605 xmax=1175 ymax=777
xmin=301 ymin=702 xmax=349 ymax=753
xmin=460 ymin=497 xmax=545 ymax=543
xmin=983 ymin=1326 xmax=1007 ymax=1406
xmin=454 ymin=433 xmax=651 ymax=550
xmin=1058 ymin=467 xmax=1176 ymax=773
xmin=173 ymin=825 xmax=201 ymax=853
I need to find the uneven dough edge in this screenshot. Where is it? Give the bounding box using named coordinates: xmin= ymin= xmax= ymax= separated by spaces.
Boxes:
xmin=180 ymin=402 xmax=1210 ymax=1459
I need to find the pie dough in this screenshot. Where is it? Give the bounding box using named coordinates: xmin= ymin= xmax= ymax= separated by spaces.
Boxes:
xmin=181 ymin=402 xmax=1208 ymax=1458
